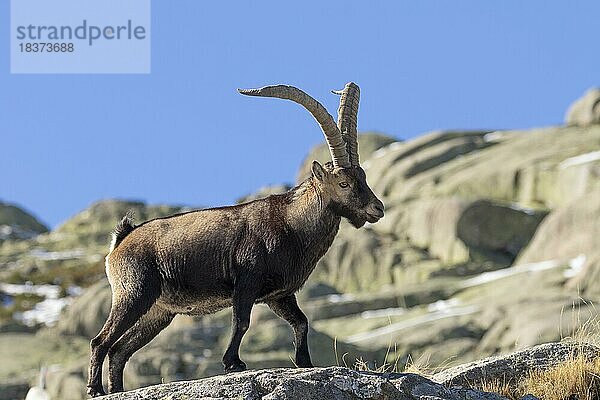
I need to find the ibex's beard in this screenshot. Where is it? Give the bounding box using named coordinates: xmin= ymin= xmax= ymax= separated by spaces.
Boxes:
xmin=349 ymin=216 xmax=367 ymax=228
xmin=332 ymin=203 xmax=373 ymax=228
xmin=349 ymin=212 xmax=381 ymax=228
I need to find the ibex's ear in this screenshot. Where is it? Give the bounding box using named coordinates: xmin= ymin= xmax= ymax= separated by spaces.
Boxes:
xmin=311 ymin=160 xmax=326 ymax=182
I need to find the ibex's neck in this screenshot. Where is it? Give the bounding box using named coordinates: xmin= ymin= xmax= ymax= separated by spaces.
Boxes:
xmin=285 ymin=178 xmax=340 ymax=239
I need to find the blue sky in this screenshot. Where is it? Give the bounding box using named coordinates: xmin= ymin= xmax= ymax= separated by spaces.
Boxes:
xmin=1 ymin=1 xmax=599 ymax=228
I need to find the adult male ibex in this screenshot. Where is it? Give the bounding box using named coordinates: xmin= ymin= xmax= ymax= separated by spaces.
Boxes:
xmin=87 ymin=83 xmax=384 ymax=396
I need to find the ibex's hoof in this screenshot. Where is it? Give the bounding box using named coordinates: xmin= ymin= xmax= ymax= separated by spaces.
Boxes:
xmin=87 ymin=385 xmax=106 ymax=397
xmin=296 ymin=360 xmax=314 ymax=368
xmin=224 ymin=360 xmax=247 ymax=373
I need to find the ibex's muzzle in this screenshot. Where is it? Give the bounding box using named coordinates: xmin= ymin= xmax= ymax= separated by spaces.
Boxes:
xmin=366 ymin=199 xmax=385 ymax=222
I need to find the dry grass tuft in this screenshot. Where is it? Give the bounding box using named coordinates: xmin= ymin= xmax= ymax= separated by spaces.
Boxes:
xmin=351 ymin=346 xmax=442 ymax=377
xmin=478 ymin=378 xmax=515 ymax=399
xmin=353 ymin=341 xmax=404 ymax=374
xmin=521 ymin=354 xmax=600 ymax=400
xmin=474 ymin=352 xmax=600 ymax=400
xmin=402 ymin=354 xmax=430 ymax=376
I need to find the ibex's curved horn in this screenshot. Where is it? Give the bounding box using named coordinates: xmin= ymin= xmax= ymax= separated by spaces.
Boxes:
xmin=238 ymin=85 xmax=351 ymax=169
xmin=332 ymin=82 xmax=360 ymax=166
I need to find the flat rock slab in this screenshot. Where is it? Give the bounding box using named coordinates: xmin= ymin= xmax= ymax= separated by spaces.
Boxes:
xmin=100 ymin=366 xmax=508 ymax=400
xmin=433 ymin=341 xmax=600 ymax=386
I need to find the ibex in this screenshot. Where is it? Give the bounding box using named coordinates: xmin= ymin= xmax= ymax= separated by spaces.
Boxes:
xmin=87 ymin=83 xmax=384 ymax=396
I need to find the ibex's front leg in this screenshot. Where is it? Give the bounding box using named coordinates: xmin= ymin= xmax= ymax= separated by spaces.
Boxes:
xmin=222 ymin=275 xmax=259 ymax=373
xmin=267 ymin=295 xmax=313 ymax=368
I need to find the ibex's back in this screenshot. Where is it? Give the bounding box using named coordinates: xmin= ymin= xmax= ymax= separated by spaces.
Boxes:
xmin=87 ymin=83 xmax=384 ymax=397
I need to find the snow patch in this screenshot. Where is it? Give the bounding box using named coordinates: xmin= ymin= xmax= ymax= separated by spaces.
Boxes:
xmin=559 ymin=151 xmax=600 ymax=169
xmin=564 ymin=254 xmax=587 ymax=278
xmin=462 ymin=256 xmax=585 ymax=288
xmin=67 ymin=285 xmax=83 ymax=296
xmin=0 ymin=225 xmax=40 ymax=240
xmin=361 ymin=307 xmax=406 ymax=319
xmin=326 ymin=294 xmax=355 ymax=303
xmin=29 ymin=248 xmax=87 ymax=261
xmin=371 ymin=141 xmax=403 ymax=159
xmin=347 ymin=303 xmax=478 ymax=343
xmin=16 ymin=297 xmax=72 ymax=327
xmin=483 ymin=132 xmax=505 ymax=143
xmin=0 ymin=282 xmax=61 ymax=299
xmin=507 ymin=203 xmax=536 ymax=216
xmin=462 ymin=259 xmax=561 ymax=287
xmin=427 ymin=298 xmax=460 ymax=312
xmin=1 ymin=283 xmax=82 ymax=326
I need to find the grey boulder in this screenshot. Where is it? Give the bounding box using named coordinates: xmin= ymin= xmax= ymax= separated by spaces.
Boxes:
xmin=99 ymin=366 xmax=508 ymax=400
xmin=433 ymin=341 xmax=600 ymax=386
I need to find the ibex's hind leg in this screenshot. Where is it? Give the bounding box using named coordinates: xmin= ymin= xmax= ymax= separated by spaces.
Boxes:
xmin=107 ymin=306 xmax=174 ymax=393
xmin=87 ymin=282 xmax=159 ymax=397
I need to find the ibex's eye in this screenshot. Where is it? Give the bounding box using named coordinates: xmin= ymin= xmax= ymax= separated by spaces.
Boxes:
xmin=339 ymin=182 xmax=349 ymax=188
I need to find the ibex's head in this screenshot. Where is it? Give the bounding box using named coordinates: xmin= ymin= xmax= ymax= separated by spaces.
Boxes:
xmin=239 ymin=82 xmax=384 ymax=228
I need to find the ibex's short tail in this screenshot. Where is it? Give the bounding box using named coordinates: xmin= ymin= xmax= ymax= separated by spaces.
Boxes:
xmin=109 ymin=211 xmax=136 ymax=252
